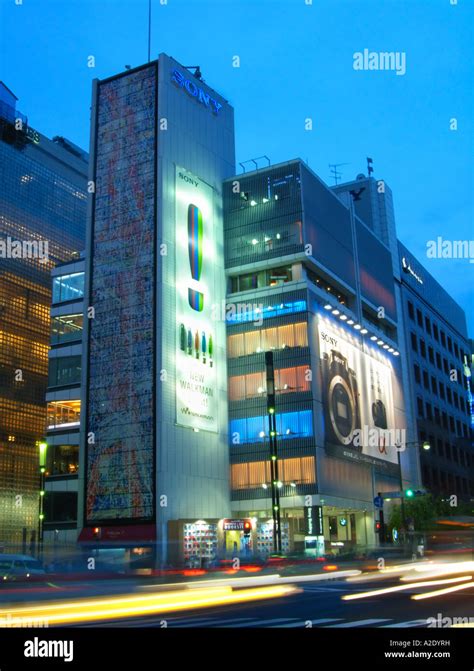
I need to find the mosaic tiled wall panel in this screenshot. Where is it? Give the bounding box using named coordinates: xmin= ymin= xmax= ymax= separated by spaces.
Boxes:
xmin=86 ymin=65 xmax=156 ymax=522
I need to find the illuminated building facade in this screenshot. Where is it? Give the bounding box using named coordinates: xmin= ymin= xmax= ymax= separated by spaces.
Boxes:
xmin=224 ymin=162 xmax=412 ymax=553
xmin=43 ymin=256 xmax=85 ymax=549
xmin=0 ymin=82 xmax=87 ymax=547
xmin=78 ymin=55 xmax=235 ymax=561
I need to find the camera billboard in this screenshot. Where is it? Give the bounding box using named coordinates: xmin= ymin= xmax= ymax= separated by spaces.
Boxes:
xmin=319 ymin=319 xmax=400 ymax=465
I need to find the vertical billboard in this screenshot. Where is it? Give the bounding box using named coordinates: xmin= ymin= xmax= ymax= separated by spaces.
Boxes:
xmin=319 ymin=318 xmax=399 ymax=464
xmin=86 ymin=65 xmax=156 ymax=522
xmin=175 ymin=167 xmax=218 ymax=432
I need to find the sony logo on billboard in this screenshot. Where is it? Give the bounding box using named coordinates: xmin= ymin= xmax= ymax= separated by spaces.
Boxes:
xmin=321 ymin=332 xmax=338 ymax=347
xmin=171 ymin=69 xmax=223 ymax=116
xmin=178 ymin=172 xmax=198 ymax=187
xmin=401 ymin=257 xmax=423 ymax=284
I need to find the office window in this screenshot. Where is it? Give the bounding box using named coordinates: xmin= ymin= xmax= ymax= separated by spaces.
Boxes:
xmin=428 ymin=346 xmax=434 ymax=364
xmin=425 ymin=316 xmax=432 ymax=335
xmin=446 ymin=387 xmax=452 ymax=404
xmin=423 ymin=370 xmax=429 ymax=390
xmin=230 ymin=265 xmax=293 ymax=293
xmin=417 ymin=397 xmax=424 ymax=417
xmin=431 ymin=376 xmax=437 ymax=394
xmin=230 ymin=456 xmax=315 ymax=489
xmin=407 ymin=301 xmax=414 ymax=320
xmin=442 ymin=412 xmax=448 ymax=429
xmin=416 ymin=308 xmax=423 ymax=327
xmin=440 ymin=331 xmax=446 ymax=348
xmin=411 ymin=332 xmax=418 ymax=352
xmin=276 ymin=365 xmax=310 ymax=393
xmin=453 ymin=392 xmax=459 ymax=409
xmin=436 ymin=439 xmax=444 ymax=458
xmin=48 ymin=355 xmax=81 ymax=387
xmin=447 ymin=336 xmax=453 ymax=353
xmin=261 ymin=327 xmax=279 ymax=351
xmin=50 ymin=313 xmax=83 ymax=345
xmin=434 ymin=406 xmax=440 ymax=425
xmin=425 ymin=403 xmax=433 ymax=420
xmin=420 ymin=340 xmax=426 ymax=358
xmin=433 ymin=324 xmax=439 ymax=341
xmin=414 ymin=364 xmax=421 ymax=384
xmin=46 ymin=444 xmax=79 ymax=476
xmin=244 ymin=330 xmax=261 ymax=355
xmin=449 ymin=416 xmax=455 ymax=432
xmin=228 ymin=365 xmax=310 ymax=401
xmin=230 ymin=409 xmax=313 ymax=444
xmin=46 ymin=400 xmax=81 ymax=429
xmin=443 ymin=358 xmax=449 ymax=374
xmin=439 ymin=383 xmax=445 ymax=400
xmin=436 ymin=352 xmax=441 ymax=370
xmin=44 ymin=491 xmax=77 ymax=524
xmin=454 ymin=343 xmax=459 ymax=358
xmin=52 ymin=272 xmax=85 ymax=303
xmin=306 ymin=270 xmax=349 ymax=306
xmin=227 ymin=321 xmax=308 ymax=359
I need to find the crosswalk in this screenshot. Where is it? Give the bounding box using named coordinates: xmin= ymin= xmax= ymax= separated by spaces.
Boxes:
xmin=110 ymin=615 xmax=429 ymax=629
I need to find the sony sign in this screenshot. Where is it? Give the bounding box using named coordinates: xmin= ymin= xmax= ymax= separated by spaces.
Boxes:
xmin=171 ymin=69 xmax=223 ymax=115
xmin=401 ymin=257 xmax=423 ymax=285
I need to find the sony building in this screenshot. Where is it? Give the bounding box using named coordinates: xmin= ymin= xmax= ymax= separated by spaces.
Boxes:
xmin=78 ymin=55 xmax=235 ymax=564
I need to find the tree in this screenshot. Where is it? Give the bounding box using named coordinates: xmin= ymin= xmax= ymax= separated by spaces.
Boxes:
xmin=388 ymin=494 xmax=436 ymax=532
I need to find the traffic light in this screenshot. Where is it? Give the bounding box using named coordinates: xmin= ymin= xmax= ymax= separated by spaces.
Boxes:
xmin=405 ymin=489 xmax=425 ymax=498
xmin=92 ymin=526 xmax=101 ymax=540
xmin=243 ymin=520 xmax=252 ymax=537
xmin=375 ymin=521 xmax=381 ymax=533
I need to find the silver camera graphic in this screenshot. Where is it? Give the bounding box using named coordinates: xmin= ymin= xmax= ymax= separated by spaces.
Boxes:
xmin=322 ymin=350 xmax=361 ymax=448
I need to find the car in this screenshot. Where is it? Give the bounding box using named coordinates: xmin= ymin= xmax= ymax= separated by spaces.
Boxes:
xmin=0 ymin=554 xmax=46 ymax=583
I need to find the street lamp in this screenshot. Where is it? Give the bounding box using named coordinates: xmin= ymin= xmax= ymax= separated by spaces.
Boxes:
xmin=38 ymin=441 xmax=48 ymax=559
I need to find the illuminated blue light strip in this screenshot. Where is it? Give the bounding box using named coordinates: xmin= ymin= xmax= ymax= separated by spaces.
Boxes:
xmin=226 ymin=300 xmax=306 ymax=324
xmin=230 ymin=409 xmax=313 ymax=444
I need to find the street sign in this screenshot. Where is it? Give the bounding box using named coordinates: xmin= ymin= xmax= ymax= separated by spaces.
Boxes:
xmin=373 ymin=496 xmax=384 ymax=508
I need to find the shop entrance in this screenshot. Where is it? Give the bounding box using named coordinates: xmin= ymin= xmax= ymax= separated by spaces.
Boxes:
xmin=222 ymin=519 xmax=253 ymax=557
xmin=225 ymin=530 xmax=252 ymax=557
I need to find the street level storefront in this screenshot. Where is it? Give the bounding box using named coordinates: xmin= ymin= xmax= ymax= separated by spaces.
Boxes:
xmin=168 ymin=518 xmax=292 ymax=567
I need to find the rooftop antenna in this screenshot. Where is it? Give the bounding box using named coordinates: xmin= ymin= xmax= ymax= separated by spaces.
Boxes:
xmin=147 ymin=0 xmax=151 ymax=63
xmin=329 ymin=162 xmax=350 ymax=185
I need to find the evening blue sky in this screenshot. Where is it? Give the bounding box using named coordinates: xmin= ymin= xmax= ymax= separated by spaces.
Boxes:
xmin=1 ymin=0 xmax=472 ymax=332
